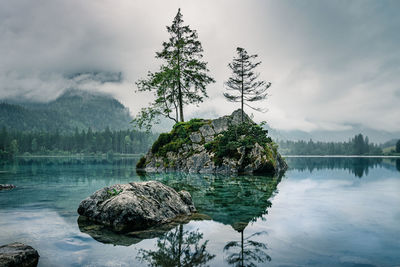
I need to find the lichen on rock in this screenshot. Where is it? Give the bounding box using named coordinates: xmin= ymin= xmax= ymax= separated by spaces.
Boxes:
xmin=137 ymin=109 xmax=287 ymax=175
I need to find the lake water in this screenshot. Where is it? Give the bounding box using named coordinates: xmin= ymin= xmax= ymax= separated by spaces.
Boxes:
xmin=0 ymin=157 xmax=399 ymax=267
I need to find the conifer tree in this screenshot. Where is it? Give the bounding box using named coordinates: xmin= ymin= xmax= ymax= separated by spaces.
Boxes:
xmin=135 ymin=9 xmax=215 ymax=130
xmin=224 ymin=47 xmax=271 ymax=123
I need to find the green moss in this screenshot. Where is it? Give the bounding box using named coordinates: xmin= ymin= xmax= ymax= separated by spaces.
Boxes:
xmin=136 ymin=156 xmax=147 ymax=169
xmin=205 ymin=122 xmax=273 ymax=166
xmin=151 ymin=119 xmax=208 ymax=158
xmin=264 ymin=144 xmax=276 ymax=168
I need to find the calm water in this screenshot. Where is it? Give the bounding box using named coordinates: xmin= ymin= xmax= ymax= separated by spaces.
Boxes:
xmin=0 ymin=157 xmax=399 ymax=267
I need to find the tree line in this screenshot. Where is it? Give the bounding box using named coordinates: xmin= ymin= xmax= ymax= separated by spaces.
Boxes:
xmin=0 ymin=127 xmax=157 ymax=158
xmin=278 ymin=134 xmax=383 ymax=155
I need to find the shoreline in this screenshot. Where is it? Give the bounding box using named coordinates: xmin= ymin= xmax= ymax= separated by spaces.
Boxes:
xmin=283 ymin=155 xmax=400 ymax=158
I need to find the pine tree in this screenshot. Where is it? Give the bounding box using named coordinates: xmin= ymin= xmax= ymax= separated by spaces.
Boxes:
xmin=135 ymin=9 xmax=215 ymax=130
xmin=224 ymin=47 xmax=271 ymax=123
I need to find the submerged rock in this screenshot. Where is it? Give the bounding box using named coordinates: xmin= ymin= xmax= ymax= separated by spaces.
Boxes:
xmin=0 ymin=242 xmax=39 ymax=267
xmin=138 ymin=109 xmax=288 ymax=175
xmin=0 ymin=184 xmax=16 ymax=190
xmin=77 ymin=181 xmax=196 ymax=232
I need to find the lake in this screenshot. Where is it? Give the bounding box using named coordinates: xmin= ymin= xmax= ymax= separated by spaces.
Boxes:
xmin=0 ymin=157 xmax=399 ymax=267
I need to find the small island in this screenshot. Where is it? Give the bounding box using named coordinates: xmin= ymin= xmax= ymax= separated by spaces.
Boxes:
xmin=137 ymin=109 xmax=287 ymax=175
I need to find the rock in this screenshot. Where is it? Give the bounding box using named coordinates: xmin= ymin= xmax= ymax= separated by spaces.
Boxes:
xmin=77 ymin=181 xmax=196 ymax=232
xmin=0 ymin=242 xmax=39 ymax=267
xmin=211 ymin=117 xmax=229 ymax=134
xmin=77 ymin=213 xmax=211 ymax=246
xmin=140 ymin=109 xmax=288 ymax=175
xmin=0 ymin=184 xmax=16 ymax=190
xmin=230 ymin=109 xmax=252 ymax=125
xmin=189 ymin=132 xmax=202 ymax=143
xmin=199 ymin=125 xmax=215 ymax=137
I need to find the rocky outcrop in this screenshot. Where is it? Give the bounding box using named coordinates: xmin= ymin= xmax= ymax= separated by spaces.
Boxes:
xmin=0 ymin=184 xmax=16 ymax=190
xmin=77 ymin=181 xmax=196 ymax=232
xmin=0 ymin=243 xmax=39 ymax=267
xmin=138 ymin=109 xmax=287 ymax=175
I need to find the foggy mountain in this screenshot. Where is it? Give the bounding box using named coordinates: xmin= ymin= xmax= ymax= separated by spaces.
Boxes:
xmin=0 ymin=89 xmax=133 ymax=132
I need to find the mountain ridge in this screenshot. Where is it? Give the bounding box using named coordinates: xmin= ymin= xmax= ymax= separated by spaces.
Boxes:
xmin=0 ymin=89 xmax=133 ymax=133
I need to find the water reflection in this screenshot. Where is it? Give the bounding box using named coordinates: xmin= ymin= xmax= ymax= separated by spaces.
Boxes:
xmin=224 ymin=230 xmax=270 ymax=267
xmin=77 ymin=214 xmax=211 ymax=246
xmin=139 ymin=173 xmax=282 ymax=231
xmin=286 ymin=157 xmax=400 ymax=177
xmin=137 ymin=224 xmax=215 ymax=267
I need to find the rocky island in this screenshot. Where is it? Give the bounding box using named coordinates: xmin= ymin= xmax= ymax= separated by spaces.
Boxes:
xmin=137 ymin=110 xmax=287 ymax=174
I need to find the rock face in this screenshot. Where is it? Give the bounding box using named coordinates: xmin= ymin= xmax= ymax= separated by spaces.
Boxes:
xmin=0 ymin=184 xmax=16 ymax=190
xmin=77 ymin=181 xmax=196 ymax=232
xmin=138 ymin=109 xmax=288 ymax=174
xmin=0 ymin=242 xmax=39 ymax=267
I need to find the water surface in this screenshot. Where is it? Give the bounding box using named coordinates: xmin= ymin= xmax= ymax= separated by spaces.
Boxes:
xmin=0 ymin=157 xmax=399 ymax=266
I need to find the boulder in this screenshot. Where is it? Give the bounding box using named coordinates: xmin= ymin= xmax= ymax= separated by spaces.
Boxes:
xmin=77 ymin=181 xmax=196 ymax=232
xmin=0 ymin=242 xmax=39 ymax=267
xmin=0 ymin=184 xmax=15 ymax=190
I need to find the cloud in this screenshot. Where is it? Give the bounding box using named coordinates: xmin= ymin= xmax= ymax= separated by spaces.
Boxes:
xmin=0 ymin=0 xmax=399 ymax=131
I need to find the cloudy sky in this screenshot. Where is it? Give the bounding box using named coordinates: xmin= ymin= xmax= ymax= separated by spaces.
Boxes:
xmin=1 ymin=0 xmax=399 ymax=133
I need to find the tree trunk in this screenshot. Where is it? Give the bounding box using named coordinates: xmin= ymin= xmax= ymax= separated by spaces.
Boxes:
xmin=241 ymin=55 xmax=244 ymax=123
xmin=178 ymin=84 xmax=184 ymax=122
xmin=241 ymin=230 xmax=244 ymax=267
xmin=178 ymin=224 xmax=183 ymax=267
xmin=177 ymin=31 xmax=184 ymax=122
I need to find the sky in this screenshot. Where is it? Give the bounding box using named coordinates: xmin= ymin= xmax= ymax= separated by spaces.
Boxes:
xmin=0 ymin=0 xmax=399 ymax=133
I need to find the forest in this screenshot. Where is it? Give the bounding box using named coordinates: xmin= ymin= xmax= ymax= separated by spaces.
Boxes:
xmin=0 ymin=127 xmax=157 ymax=158
xmin=278 ymin=134 xmax=383 ymax=155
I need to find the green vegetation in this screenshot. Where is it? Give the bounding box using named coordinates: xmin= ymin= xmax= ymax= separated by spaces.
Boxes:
xmin=0 ymin=127 xmax=156 ymax=158
xmin=152 ymin=119 xmax=207 ymax=157
xmin=397 ymin=140 xmax=400 ymax=153
xmin=134 ymin=9 xmax=215 ymax=130
xmin=136 ymin=119 xmax=209 ymax=168
xmin=0 ymin=89 xmax=132 ymax=133
xmin=204 ymin=122 xmax=273 ymax=166
xmin=279 ymin=133 xmax=383 ymax=155
xmin=107 ymin=188 xmax=123 ymax=197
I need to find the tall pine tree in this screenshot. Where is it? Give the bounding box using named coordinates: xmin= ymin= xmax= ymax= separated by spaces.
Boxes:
xmin=224 ymin=47 xmax=271 ymax=123
xmin=135 ymin=9 xmax=215 ymax=130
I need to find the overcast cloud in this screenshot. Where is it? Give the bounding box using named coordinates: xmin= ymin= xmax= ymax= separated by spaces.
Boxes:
xmin=0 ymin=0 xmax=399 ymax=132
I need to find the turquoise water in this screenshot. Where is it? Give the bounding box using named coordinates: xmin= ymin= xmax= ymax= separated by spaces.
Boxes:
xmin=0 ymin=157 xmax=399 ymax=266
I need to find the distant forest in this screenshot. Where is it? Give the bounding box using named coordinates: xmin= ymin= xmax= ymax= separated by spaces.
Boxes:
xmin=0 ymin=127 xmax=157 ymax=158
xmin=279 ymin=134 xmax=383 ymax=155
xmin=0 ymin=89 xmax=133 ymax=133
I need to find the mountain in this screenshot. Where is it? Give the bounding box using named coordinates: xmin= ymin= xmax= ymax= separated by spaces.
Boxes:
xmin=0 ymin=89 xmax=133 ymax=132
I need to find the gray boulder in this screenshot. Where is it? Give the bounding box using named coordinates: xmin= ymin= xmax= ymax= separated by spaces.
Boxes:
xmin=0 ymin=184 xmax=15 ymax=190
xmin=0 ymin=243 xmax=39 ymax=267
xmin=77 ymin=181 xmax=196 ymax=232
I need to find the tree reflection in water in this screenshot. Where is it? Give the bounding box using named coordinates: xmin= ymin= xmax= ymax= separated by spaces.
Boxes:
xmin=137 ymin=224 xmax=215 ymax=267
xmin=224 ymin=224 xmax=270 ymax=267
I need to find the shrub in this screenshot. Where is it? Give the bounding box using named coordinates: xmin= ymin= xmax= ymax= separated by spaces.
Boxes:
xmin=205 ymin=122 xmax=273 ymax=166
xmin=136 ymin=156 xmax=147 ymax=168
xmin=151 ymin=119 xmax=208 ymax=158
xmin=151 ymin=133 xmax=172 ymax=153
